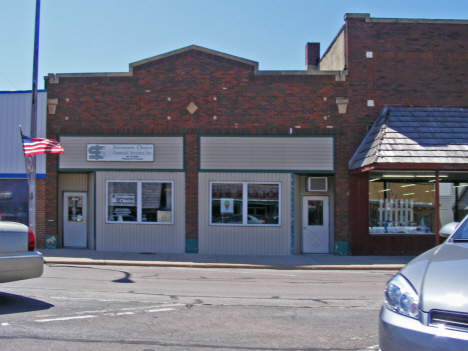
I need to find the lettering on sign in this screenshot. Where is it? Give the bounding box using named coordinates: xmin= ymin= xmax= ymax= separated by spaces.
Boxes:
xmin=87 ymin=144 xmax=154 ymax=162
xmin=110 ymin=194 xmax=136 ymax=206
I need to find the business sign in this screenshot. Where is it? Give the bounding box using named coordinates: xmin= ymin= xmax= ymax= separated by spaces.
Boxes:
xmin=87 ymin=144 xmax=154 ymax=162
xmin=110 ymin=194 xmax=136 ymax=206
xmin=220 ymin=198 xmax=234 ymax=214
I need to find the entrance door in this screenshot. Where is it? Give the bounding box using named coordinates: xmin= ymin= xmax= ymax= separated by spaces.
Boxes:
xmin=63 ymin=192 xmax=87 ymax=248
xmin=302 ymin=196 xmax=329 ymax=253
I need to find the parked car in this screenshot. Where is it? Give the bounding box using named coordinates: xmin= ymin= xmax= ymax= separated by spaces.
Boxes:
xmin=0 ymin=214 xmax=18 ymax=222
xmin=379 ymin=218 xmax=468 ymax=350
xmin=108 ymin=214 xmax=137 ymax=222
xmin=370 ymin=221 xmax=431 ymax=234
xmin=0 ymin=222 xmax=43 ymax=284
xmin=222 ymin=214 xmax=277 ymax=224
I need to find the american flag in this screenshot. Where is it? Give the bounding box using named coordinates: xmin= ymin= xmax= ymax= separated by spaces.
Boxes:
xmin=21 ymin=132 xmax=64 ymax=156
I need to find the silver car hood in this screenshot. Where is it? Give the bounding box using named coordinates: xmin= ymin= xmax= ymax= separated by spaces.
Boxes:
xmin=401 ymin=242 xmax=468 ymax=313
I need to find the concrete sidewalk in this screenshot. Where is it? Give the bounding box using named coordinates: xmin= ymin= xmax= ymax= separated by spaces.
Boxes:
xmin=39 ymin=248 xmax=413 ymax=270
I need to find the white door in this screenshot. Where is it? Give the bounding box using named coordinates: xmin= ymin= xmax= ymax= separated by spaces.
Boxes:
xmin=63 ymin=192 xmax=87 ymax=248
xmin=302 ymin=196 xmax=329 ymax=253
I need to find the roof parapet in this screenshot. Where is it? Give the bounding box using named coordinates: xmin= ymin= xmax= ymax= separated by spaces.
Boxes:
xmin=345 ymin=13 xmax=468 ymax=24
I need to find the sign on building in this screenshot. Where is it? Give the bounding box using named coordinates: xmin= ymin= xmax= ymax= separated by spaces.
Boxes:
xmin=87 ymin=144 xmax=154 ymax=162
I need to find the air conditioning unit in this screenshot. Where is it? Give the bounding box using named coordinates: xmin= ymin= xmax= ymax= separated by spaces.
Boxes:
xmin=307 ymin=177 xmax=328 ymax=192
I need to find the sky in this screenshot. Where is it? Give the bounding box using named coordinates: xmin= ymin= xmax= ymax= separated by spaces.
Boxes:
xmin=1 ymin=0 xmax=468 ymax=91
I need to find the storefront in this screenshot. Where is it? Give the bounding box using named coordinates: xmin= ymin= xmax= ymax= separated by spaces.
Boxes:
xmin=349 ymin=107 xmax=468 ymax=255
xmin=57 ymin=134 xmax=339 ymax=254
xmin=0 ymin=91 xmax=47 ymax=227
xmin=57 ymin=135 xmax=185 ymax=252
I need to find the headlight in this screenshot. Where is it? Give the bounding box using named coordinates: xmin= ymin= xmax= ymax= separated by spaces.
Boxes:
xmin=384 ymin=274 xmax=420 ymax=319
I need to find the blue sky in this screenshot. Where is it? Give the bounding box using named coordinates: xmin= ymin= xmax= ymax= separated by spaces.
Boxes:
xmin=1 ymin=0 xmax=468 ymax=91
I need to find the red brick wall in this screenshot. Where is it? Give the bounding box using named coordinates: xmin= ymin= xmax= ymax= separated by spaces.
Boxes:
xmin=45 ymin=48 xmax=350 ymax=248
xmin=345 ymin=15 xmax=468 ymax=254
xmin=346 ymin=15 xmax=468 ymax=155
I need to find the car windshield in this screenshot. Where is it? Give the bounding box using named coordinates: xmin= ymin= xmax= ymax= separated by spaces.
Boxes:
xmin=451 ymin=218 xmax=468 ymax=241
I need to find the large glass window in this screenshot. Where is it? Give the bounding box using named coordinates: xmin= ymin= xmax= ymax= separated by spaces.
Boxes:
xmin=107 ymin=180 xmax=173 ymax=224
xmin=0 ymin=179 xmax=29 ymax=225
xmin=369 ymin=172 xmax=468 ymax=234
xmin=210 ymin=182 xmax=280 ymax=226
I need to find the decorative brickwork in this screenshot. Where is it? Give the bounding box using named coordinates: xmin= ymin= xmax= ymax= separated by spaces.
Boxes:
xmin=42 ymin=15 xmax=468 ymax=255
xmin=44 ymin=47 xmax=349 ymax=250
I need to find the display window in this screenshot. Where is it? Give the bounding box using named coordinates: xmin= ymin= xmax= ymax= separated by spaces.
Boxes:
xmin=0 ymin=179 xmax=29 ymax=225
xmin=210 ymin=182 xmax=280 ymax=226
xmin=106 ymin=180 xmax=173 ymax=224
xmin=369 ymin=172 xmax=468 ymax=234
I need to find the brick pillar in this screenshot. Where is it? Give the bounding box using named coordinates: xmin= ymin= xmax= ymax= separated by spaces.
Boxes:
xmin=35 ymin=178 xmax=46 ymax=248
xmin=185 ymin=134 xmax=199 ymax=253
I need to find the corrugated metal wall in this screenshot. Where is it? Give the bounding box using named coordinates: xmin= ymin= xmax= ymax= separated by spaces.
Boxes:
xmin=95 ymin=171 xmax=185 ymax=253
xmin=0 ymin=91 xmax=47 ymax=176
xmin=200 ymin=136 xmax=334 ymax=171
xmin=198 ymin=172 xmax=292 ymax=255
xmin=59 ymin=136 xmax=184 ymax=170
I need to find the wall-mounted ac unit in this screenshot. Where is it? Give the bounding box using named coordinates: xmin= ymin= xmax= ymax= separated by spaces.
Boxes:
xmin=307 ymin=177 xmax=328 ymax=192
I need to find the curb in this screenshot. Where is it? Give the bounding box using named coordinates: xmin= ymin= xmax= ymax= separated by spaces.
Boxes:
xmin=44 ymin=258 xmax=404 ymax=270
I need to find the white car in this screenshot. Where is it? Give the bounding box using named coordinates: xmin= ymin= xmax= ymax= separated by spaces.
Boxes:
xmin=0 ymin=222 xmax=43 ymax=283
xmin=370 ymin=221 xmax=431 ymax=234
xmin=379 ymin=220 xmax=468 ymax=350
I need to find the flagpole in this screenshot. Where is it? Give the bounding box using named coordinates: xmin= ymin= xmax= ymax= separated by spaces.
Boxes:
xmin=29 ymin=0 xmax=41 ymax=235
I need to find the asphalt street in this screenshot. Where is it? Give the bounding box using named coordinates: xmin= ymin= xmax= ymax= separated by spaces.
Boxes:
xmin=0 ymin=263 xmax=396 ymax=351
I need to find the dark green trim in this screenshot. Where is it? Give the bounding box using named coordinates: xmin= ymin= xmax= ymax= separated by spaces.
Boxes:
xmin=333 ymin=136 xmax=336 ymax=173
xmin=197 ymin=135 xmax=201 ymax=171
xmin=198 ymin=134 xmax=335 ymax=138
xmin=58 ymin=168 xmax=185 ymax=172
xmin=185 ymin=239 xmax=198 ymax=253
xmin=58 ymin=134 xmax=185 ymax=138
xmin=199 ymin=169 xmax=335 ymax=174
xmin=290 ymin=173 xmax=295 ymax=255
xmin=334 ymin=241 xmax=350 ymax=256
xmin=183 ymin=135 xmax=186 ymax=172
xmin=93 ymin=171 xmax=97 ymax=250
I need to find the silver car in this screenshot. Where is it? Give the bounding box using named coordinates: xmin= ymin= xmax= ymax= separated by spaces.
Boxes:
xmin=379 ymin=218 xmax=468 ymax=350
xmin=0 ymin=222 xmax=44 ymax=283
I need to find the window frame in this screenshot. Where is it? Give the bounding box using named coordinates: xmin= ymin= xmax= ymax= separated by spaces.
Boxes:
xmin=209 ymin=181 xmax=281 ymax=226
xmin=106 ymin=180 xmax=174 ymax=225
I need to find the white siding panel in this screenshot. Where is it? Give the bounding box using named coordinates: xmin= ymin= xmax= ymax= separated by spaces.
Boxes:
xmin=95 ymin=171 xmax=185 ymax=253
xmin=200 ymin=136 xmax=334 ymax=171
xmin=0 ymin=91 xmax=47 ymax=175
xmin=199 ymin=172 xmax=291 ymax=255
xmin=59 ymin=136 xmax=184 ymax=170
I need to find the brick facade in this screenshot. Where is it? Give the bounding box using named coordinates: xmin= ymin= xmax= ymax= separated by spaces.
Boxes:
xmin=40 ymin=14 xmax=468 ymax=255
xmin=345 ymin=14 xmax=468 ymax=156
xmin=345 ymin=14 xmax=468 ymax=255
xmin=44 ymin=48 xmax=349 ymax=252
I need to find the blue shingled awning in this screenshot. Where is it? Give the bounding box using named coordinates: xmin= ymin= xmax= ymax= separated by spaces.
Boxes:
xmin=349 ymin=107 xmax=468 ymax=170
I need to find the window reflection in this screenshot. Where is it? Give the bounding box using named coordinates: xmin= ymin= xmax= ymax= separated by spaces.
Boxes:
xmin=369 ymin=172 xmax=468 ymax=234
xmin=369 ymin=181 xmax=434 ymax=234
xmin=211 ymin=182 xmax=280 ymax=225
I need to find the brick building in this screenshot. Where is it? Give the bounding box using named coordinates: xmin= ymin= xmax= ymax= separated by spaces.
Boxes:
xmin=41 ymin=13 xmax=468 ymax=255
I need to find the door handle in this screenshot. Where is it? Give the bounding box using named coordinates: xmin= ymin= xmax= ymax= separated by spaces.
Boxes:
xmin=304 ymin=227 xmax=306 ymax=229
xmin=83 ymin=222 xmax=86 ymax=224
